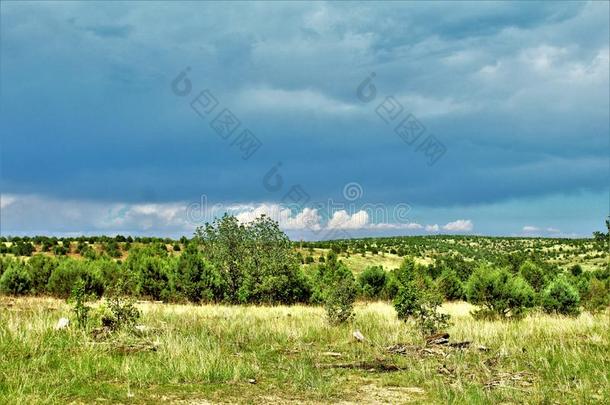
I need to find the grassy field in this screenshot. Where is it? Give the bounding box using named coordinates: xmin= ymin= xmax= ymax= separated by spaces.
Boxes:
xmin=1 ymin=297 xmax=608 ymax=404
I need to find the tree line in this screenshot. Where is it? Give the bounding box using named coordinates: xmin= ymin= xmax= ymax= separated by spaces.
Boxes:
xmin=1 ymin=215 xmax=608 ymax=322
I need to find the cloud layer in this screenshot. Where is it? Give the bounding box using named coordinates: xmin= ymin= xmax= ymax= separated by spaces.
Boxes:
xmin=1 ymin=2 xmax=608 ymax=236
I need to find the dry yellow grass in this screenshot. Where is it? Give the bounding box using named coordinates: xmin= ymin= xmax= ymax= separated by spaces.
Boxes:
xmin=1 ymin=297 xmax=609 ymax=404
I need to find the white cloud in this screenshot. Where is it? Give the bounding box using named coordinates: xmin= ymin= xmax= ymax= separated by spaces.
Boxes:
xmin=1 ymin=194 xmax=17 ymax=209
xmin=546 ymin=227 xmax=561 ymax=233
xmin=425 ymin=224 xmax=439 ymax=232
xmin=233 ymin=203 xmax=322 ymax=231
xmin=327 ymin=210 xmax=369 ymax=230
xmin=369 ymin=222 xmax=423 ymax=230
xmin=442 ymin=219 xmax=473 ymax=232
xmin=236 ymin=86 xmax=358 ymax=115
xmin=522 ymin=225 xmax=540 ymax=232
xmin=0 ymin=195 xmax=479 ymax=239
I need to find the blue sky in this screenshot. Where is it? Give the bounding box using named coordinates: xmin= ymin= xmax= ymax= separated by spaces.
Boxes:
xmin=1 ymin=1 xmax=608 ymax=239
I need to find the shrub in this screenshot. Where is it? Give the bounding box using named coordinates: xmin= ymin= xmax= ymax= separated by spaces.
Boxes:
xmin=135 ymin=257 xmax=170 ymax=301
xmin=583 ymin=278 xmax=610 ymax=313
xmin=53 ymin=244 xmax=70 ymax=256
xmin=466 ymin=265 xmax=535 ymax=318
xmin=26 ymin=255 xmax=58 ymax=294
xmin=172 ymin=248 xmax=225 ymax=303
xmin=358 ymin=266 xmax=387 ymax=299
xmin=313 ymin=252 xmax=357 ymax=324
xmin=541 ymin=276 xmax=581 ymax=316
xmin=570 ymin=264 xmax=583 ymax=277
xmin=393 ymin=280 xmax=420 ymax=320
xmin=101 ymin=292 xmax=141 ymax=331
xmin=12 ymin=241 xmax=35 ymax=256
xmin=96 ymin=259 xmax=134 ymax=294
xmin=413 ymin=291 xmax=450 ymax=336
xmin=195 ymin=215 xmax=312 ymax=305
xmin=436 ymin=268 xmax=464 ymax=301
xmin=0 ymin=264 xmax=32 ymax=295
xmin=432 ymin=254 xmax=473 ymax=281
xmin=325 ymin=274 xmax=357 ymax=325
xmin=519 ymin=260 xmax=547 ymax=292
xmin=47 ymin=260 xmax=104 ymax=298
xmin=69 ymin=280 xmax=92 ymax=329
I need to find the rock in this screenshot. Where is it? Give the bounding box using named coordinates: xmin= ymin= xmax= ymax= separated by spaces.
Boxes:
xmin=448 ymin=341 xmax=471 ymax=349
xmin=54 ymin=317 xmax=70 ymax=330
xmin=321 ymin=351 xmax=342 ymax=357
xmin=425 ymin=332 xmax=449 ymax=342
xmin=426 ymin=332 xmax=450 ymax=345
xmin=247 ymin=378 xmax=257 ymax=384
xmin=353 ymin=330 xmax=365 ymax=342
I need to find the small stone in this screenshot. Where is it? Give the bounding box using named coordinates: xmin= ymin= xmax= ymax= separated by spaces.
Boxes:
xmin=353 ymin=330 xmax=365 ymax=342
xmin=54 ymin=317 xmax=70 ymax=330
xmin=248 ymin=378 xmax=257 ymax=384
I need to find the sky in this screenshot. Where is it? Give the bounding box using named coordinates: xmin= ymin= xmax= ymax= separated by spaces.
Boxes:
xmin=1 ymin=1 xmax=608 ymax=240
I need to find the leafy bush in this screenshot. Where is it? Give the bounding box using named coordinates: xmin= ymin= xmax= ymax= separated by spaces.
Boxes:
xmin=102 ymin=293 xmax=141 ymax=331
xmin=26 ymin=255 xmax=58 ymax=294
xmin=466 ymin=265 xmax=535 ymax=318
xmin=172 ymin=248 xmax=225 ymax=303
xmin=325 ymin=274 xmax=357 ymax=325
xmin=519 ymin=260 xmax=548 ymax=292
xmin=135 ymin=256 xmax=170 ymax=301
xmin=393 ymin=280 xmax=420 ymax=320
xmin=582 ymin=278 xmax=610 ymax=313
xmin=358 ymin=266 xmax=387 ymax=299
xmin=70 ymin=280 xmax=92 ymax=329
xmin=96 ymin=259 xmax=134 ymax=294
xmin=195 ymin=215 xmax=311 ymax=304
xmin=432 ymin=254 xmax=474 ymax=281
xmin=47 ymin=260 xmax=104 ymax=298
xmin=436 ymin=268 xmax=464 ymax=301
xmin=413 ymin=291 xmax=450 ymax=336
xmin=11 ymin=241 xmax=35 ymax=256
xmin=0 ymin=264 xmax=32 ymax=295
xmin=312 ymin=252 xmax=357 ymax=324
xmin=541 ymin=276 xmax=581 ymax=316
xmin=570 ymin=264 xmax=583 ymax=277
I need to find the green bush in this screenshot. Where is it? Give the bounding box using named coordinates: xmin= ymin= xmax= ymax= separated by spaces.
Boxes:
xmin=96 ymin=259 xmax=134 ymax=294
xmin=101 ymin=293 xmax=141 ymax=331
xmin=70 ymin=280 xmax=92 ymax=329
xmin=313 ymin=252 xmax=357 ymax=324
xmin=172 ymin=248 xmax=225 ymax=303
xmin=26 ymin=255 xmax=58 ymax=294
xmin=195 ymin=215 xmax=311 ymax=304
xmin=135 ymin=256 xmax=170 ymax=301
xmin=47 ymin=260 xmax=104 ymax=298
xmin=393 ymin=280 xmax=420 ymax=320
xmin=358 ymin=266 xmax=387 ymax=299
xmin=541 ymin=276 xmax=581 ymax=316
xmin=582 ymin=278 xmax=610 ymax=313
xmin=325 ymin=273 xmax=357 ymax=325
xmin=11 ymin=241 xmax=35 ymax=256
xmin=436 ymin=268 xmax=464 ymax=301
xmin=466 ymin=265 xmax=535 ymax=318
xmin=570 ymin=264 xmax=583 ymax=277
xmin=519 ymin=260 xmax=548 ymax=292
xmin=0 ymin=264 xmax=32 ymax=295
xmin=413 ymin=291 xmax=450 ymax=336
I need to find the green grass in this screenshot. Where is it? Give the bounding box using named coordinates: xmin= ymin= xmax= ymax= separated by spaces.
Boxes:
xmin=1 ymin=298 xmax=609 ymax=404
